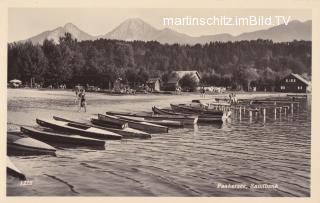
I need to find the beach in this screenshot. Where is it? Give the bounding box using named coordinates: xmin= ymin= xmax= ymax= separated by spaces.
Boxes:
xmin=7 ymin=88 xmax=291 ymax=130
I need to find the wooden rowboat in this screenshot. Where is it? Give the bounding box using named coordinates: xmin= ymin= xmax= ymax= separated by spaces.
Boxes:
xmin=21 ymin=126 xmax=106 ymax=147
xmin=170 ymin=104 xmax=224 ymax=116
xmin=152 ymin=106 xmax=225 ymax=123
xmin=7 ymin=132 xmax=56 ymax=156
xmin=99 ymin=114 xmax=168 ymax=134
xmin=7 ymin=156 xmax=26 ymax=180
xmin=106 ymin=111 xmax=197 ymax=125
xmin=105 ymin=112 xmax=184 ymax=127
xmin=53 ymin=116 xmax=151 ymax=139
xmin=36 ymin=118 xmax=122 ymax=140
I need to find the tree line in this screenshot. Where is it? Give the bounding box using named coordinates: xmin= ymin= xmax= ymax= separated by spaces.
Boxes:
xmin=8 ymin=33 xmax=311 ymax=90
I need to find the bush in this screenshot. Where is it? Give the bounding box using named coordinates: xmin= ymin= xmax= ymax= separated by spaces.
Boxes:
xmin=179 ymin=74 xmax=198 ymax=92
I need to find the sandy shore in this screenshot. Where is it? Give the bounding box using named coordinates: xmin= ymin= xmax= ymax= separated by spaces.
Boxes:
xmin=7 ymin=88 xmax=290 ymax=131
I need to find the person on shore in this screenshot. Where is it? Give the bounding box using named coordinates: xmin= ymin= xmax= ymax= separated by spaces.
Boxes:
xmin=176 ymin=87 xmax=181 ymax=95
xmin=201 ymin=87 xmax=206 ymax=98
xmin=78 ymin=89 xmax=87 ymax=112
xmin=233 ymin=93 xmax=238 ymax=104
xmin=74 ymin=85 xmax=80 ymax=103
xmin=228 ymin=93 xmax=238 ymax=104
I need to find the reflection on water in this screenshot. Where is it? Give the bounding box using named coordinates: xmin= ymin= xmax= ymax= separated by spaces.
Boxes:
xmin=7 ymin=98 xmax=311 ymax=196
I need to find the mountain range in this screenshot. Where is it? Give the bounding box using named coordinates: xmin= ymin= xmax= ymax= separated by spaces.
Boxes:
xmin=21 ymin=18 xmax=312 ymax=45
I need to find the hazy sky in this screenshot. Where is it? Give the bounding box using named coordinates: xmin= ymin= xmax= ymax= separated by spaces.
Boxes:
xmin=8 ymin=8 xmax=311 ymax=42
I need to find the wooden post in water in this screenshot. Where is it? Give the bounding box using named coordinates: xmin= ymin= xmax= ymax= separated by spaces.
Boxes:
xmin=279 ymin=107 xmax=282 ymax=120
xmin=249 ymin=110 xmax=252 ymax=122
xmin=263 ymin=108 xmax=266 ymax=123
xmin=291 ymin=103 xmax=294 ymax=115
xmin=239 ymin=106 xmax=242 ymax=121
xmin=274 ymin=107 xmax=277 ymax=120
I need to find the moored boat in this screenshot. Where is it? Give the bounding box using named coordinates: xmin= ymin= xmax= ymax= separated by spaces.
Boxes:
xmin=7 ymin=132 xmax=56 ymax=156
xmin=7 ymin=156 xmax=26 ymax=180
xmin=21 ymin=126 xmax=106 ymax=146
xmin=153 ymin=106 xmax=226 ymax=123
xmin=170 ymin=104 xmax=225 ymax=116
xmin=90 ymin=118 xmax=128 ymax=129
xmin=106 ymin=112 xmax=184 ymax=127
xmin=106 ymin=111 xmax=198 ymax=125
xmin=36 ymin=118 xmax=122 ymax=140
xmin=53 ymin=116 xmax=151 ymax=139
xmin=99 ymin=114 xmax=168 ymax=133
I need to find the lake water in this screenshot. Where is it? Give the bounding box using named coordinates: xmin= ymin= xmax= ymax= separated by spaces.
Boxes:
xmin=7 ymin=97 xmax=311 ymax=197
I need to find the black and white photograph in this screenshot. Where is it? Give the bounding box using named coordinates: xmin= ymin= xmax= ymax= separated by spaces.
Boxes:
xmin=4 ymin=3 xmax=315 ymax=199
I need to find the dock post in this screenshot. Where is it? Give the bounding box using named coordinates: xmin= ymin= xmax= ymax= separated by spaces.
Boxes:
xmin=263 ymin=108 xmax=266 ymax=123
xmin=284 ymin=107 xmax=287 ymax=115
xmin=279 ymin=107 xmax=282 ymax=120
xmin=249 ymin=110 xmax=252 ymax=122
xmin=291 ymin=103 xmax=294 ymax=115
xmin=274 ymin=107 xmax=277 ymax=120
xmin=239 ymin=106 xmax=242 ymax=120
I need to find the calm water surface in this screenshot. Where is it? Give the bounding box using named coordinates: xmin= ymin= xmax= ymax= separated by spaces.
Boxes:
xmin=7 ymin=98 xmax=311 ymax=196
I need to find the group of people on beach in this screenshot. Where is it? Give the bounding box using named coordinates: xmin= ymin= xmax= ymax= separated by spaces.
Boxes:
xmin=229 ymin=93 xmax=238 ymax=104
xmin=74 ymin=86 xmax=87 ymax=112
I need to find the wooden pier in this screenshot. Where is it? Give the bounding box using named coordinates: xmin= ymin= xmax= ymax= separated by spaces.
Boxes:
xmin=229 ymin=97 xmax=305 ymax=122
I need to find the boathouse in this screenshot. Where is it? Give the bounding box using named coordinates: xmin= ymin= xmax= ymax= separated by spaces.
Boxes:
xmin=146 ymin=78 xmax=161 ymax=92
xmin=277 ymin=73 xmax=311 ymax=93
xmin=164 ymin=71 xmax=201 ymax=91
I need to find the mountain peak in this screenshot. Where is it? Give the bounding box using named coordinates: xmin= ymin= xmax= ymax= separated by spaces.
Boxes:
xmin=123 ymin=18 xmax=145 ymax=23
xmin=23 ymin=22 xmax=94 ymax=44
xmin=103 ymin=18 xmax=159 ymax=41
xmin=119 ymin=18 xmax=156 ymax=31
xmin=287 ymin=20 xmax=302 ymax=25
xmin=63 ymin=23 xmax=78 ymax=29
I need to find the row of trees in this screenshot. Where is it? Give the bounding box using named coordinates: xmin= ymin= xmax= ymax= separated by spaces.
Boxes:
xmin=8 ymin=33 xmax=311 ymax=90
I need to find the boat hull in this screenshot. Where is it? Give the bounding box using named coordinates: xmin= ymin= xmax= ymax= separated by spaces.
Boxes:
xmin=99 ymin=114 xmax=168 ymax=134
xmin=7 ymin=156 xmax=26 ymax=180
xmin=170 ymin=104 xmax=224 ymax=116
xmin=106 ymin=112 xmax=183 ymax=127
xmin=90 ymin=119 xmax=151 ymax=139
xmin=52 ymin=116 xmax=151 ymax=139
xmin=153 ymin=106 xmax=225 ymax=123
xmin=21 ymin=126 xmax=106 ymax=146
xmin=7 ymin=132 xmax=56 ymax=156
xmin=36 ymin=118 xmax=122 ymax=140
xmin=107 ymin=111 xmax=197 ymax=125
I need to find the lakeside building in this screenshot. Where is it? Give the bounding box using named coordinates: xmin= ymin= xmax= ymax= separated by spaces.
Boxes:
xmin=146 ymin=78 xmax=161 ymax=92
xmin=277 ymin=73 xmax=311 ymax=93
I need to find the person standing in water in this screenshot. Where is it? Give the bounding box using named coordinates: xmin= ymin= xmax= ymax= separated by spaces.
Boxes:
xmin=78 ymin=89 xmax=87 ymax=112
